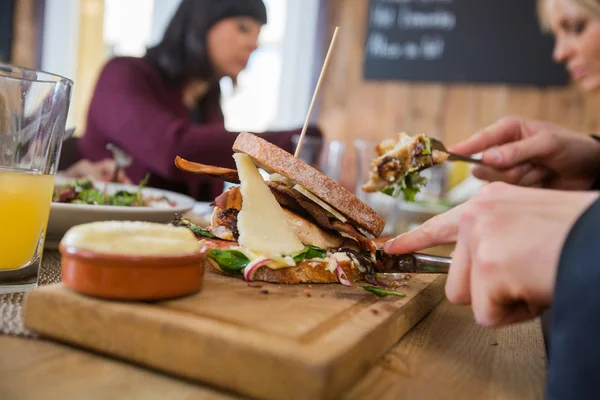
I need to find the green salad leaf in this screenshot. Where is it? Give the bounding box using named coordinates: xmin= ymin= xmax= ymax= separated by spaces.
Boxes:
xmin=207 ymin=249 xmax=250 ymax=274
xmin=360 ymin=286 xmax=406 ymax=297
xmin=422 ymin=139 xmax=432 ymax=155
xmin=109 ymin=190 xmax=139 ymax=206
xmin=78 ymin=189 xmax=106 ymax=205
xmin=292 ymin=245 xmax=327 ymax=262
xmin=171 ymin=214 xmax=216 ymax=238
xmin=53 ymin=173 xmax=163 ymax=207
xmin=381 ymin=171 xmax=428 ymax=202
xmin=69 ymin=179 xmax=94 ymax=191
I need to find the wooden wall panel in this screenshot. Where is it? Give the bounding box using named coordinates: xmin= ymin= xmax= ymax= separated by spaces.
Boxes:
xmin=10 ymin=0 xmax=38 ymax=68
xmin=317 ymin=0 xmax=600 ymax=190
xmin=73 ymin=0 xmax=106 ymax=134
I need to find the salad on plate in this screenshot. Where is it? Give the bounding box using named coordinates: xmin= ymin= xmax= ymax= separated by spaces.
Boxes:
xmin=52 ymin=175 xmax=175 ymax=208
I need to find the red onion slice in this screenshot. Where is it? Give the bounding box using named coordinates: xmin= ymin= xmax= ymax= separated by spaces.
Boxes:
xmin=243 ymin=257 xmax=272 ymax=282
xmin=335 ymin=260 xmax=352 ymax=287
xmin=365 ymin=274 xmax=390 ymax=288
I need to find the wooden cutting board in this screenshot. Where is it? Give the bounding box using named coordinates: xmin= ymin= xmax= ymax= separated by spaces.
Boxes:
xmin=23 ymin=271 xmax=446 ymax=400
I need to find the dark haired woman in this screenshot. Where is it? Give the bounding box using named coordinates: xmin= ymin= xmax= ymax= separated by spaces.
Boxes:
xmin=76 ymin=0 xmax=322 ymax=201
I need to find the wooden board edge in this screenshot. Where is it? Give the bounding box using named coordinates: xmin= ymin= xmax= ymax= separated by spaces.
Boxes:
xmin=304 ymin=275 xmax=447 ymax=398
xmin=22 ymin=284 xmax=333 ymax=400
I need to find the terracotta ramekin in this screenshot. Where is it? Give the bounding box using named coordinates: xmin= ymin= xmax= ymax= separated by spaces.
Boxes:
xmin=59 ymin=243 xmax=205 ymax=301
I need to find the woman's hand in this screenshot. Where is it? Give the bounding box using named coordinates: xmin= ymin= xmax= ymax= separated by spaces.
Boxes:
xmin=62 ymin=159 xmax=131 ymax=183
xmin=384 ymin=182 xmax=598 ymax=327
xmin=451 ymin=116 xmax=600 ymax=190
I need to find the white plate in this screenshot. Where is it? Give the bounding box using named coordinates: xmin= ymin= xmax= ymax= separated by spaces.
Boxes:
xmin=46 ymin=177 xmax=197 ymax=249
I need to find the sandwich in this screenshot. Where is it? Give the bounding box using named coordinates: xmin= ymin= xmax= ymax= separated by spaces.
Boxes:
xmin=172 ymin=132 xmax=387 ymax=286
xmin=361 ymin=132 xmax=448 ymax=201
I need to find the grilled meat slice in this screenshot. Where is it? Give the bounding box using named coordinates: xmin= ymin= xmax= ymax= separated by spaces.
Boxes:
xmin=331 ymin=220 xmax=376 ymax=254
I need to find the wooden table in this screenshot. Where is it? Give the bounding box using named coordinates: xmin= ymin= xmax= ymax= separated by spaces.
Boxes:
xmin=0 ymin=252 xmax=548 ymax=400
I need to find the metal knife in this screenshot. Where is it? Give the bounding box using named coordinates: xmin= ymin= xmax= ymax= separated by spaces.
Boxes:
xmin=382 ymin=253 xmax=451 ymax=274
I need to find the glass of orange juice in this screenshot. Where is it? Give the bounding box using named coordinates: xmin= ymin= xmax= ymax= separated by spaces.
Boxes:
xmin=0 ymin=63 xmax=73 ymax=294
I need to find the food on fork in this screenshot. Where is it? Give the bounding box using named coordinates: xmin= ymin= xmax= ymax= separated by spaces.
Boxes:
xmin=173 ymin=132 xmax=407 ymax=287
xmin=361 ymin=132 xmax=449 ymax=201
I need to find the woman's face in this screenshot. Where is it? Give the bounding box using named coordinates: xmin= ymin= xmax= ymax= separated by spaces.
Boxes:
xmin=545 ymin=0 xmax=600 ymax=92
xmin=207 ymin=17 xmax=262 ymax=79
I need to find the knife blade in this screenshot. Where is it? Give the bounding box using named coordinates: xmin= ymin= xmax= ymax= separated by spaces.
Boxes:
xmin=380 ymin=253 xmax=451 ymax=274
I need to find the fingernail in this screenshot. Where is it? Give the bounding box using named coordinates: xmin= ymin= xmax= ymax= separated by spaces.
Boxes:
xmin=383 ymin=238 xmax=395 ymax=252
xmin=489 ymin=147 xmax=502 ymax=163
xmin=383 ymin=234 xmax=404 ymax=252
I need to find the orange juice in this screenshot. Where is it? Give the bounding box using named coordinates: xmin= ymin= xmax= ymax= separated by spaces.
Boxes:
xmin=0 ymin=169 xmax=55 ymax=270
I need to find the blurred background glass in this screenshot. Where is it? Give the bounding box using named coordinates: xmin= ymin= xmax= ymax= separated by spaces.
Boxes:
xmin=291 ymin=134 xmax=345 ymax=183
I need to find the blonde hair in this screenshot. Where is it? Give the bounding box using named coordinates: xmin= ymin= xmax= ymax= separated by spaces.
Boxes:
xmin=538 ymin=0 xmax=600 ymax=31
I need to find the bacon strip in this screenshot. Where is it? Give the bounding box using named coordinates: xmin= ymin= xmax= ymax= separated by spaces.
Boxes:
xmin=175 ymin=156 xmax=240 ymax=183
xmin=267 ymin=181 xmax=375 ymax=253
xmin=331 ymin=221 xmax=376 ymax=254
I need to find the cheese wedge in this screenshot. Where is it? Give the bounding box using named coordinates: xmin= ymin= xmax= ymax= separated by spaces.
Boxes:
xmin=234 ymin=153 xmax=304 ymax=258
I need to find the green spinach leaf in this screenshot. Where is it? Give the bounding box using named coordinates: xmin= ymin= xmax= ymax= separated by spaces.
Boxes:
xmin=292 ymin=245 xmax=327 ymax=262
xmin=360 ymin=286 xmax=406 ymax=297
xmin=207 ymin=249 xmax=250 ymax=274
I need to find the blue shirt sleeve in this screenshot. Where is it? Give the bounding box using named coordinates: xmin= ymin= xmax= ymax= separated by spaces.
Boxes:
xmin=546 ymin=197 xmax=600 ymax=399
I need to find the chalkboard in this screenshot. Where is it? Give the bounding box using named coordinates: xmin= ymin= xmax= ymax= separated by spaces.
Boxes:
xmin=363 ymin=0 xmax=569 ymax=86
xmin=0 ymin=0 xmax=14 ymax=62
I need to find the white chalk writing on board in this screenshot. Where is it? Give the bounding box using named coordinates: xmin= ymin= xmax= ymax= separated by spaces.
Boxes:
xmin=397 ymin=7 xmax=456 ymax=30
xmin=367 ymin=0 xmax=454 ymax=61
xmin=367 ymin=33 xmax=444 ymax=60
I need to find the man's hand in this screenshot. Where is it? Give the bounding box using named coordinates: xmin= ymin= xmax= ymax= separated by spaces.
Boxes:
xmin=451 ymin=116 xmax=600 ymax=190
xmin=384 ymin=182 xmax=598 ymax=327
xmin=63 ymin=159 xmax=131 ymax=183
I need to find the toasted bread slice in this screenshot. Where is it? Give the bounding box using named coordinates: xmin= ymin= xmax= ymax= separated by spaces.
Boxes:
xmin=200 ymin=238 xmax=361 ymax=284
xmin=239 ymin=259 xmax=361 ymax=284
xmin=232 ymin=132 xmax=385 ymax=237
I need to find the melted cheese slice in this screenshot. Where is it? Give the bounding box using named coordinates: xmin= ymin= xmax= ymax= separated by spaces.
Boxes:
xmin=61 ymin=221 xmax=201 ymax=256
xmin=293 ymin=184 xmax=347 ymax=223
xmin=234 ymin=153 xmax=304 ymax=259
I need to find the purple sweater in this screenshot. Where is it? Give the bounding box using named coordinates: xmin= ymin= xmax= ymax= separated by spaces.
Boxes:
xmin=78 ymin=57 xmax=313 ymax=201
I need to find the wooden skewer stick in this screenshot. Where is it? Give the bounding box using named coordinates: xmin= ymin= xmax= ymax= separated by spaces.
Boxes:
xmin=294 ymin=26 xmax=340 ymax=158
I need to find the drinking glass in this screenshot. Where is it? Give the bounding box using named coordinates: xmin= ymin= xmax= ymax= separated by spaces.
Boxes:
xmin=0 ymin=63 xmax=73 ymax=294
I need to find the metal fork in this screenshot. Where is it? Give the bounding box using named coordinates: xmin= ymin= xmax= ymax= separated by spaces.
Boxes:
xmin=106 ymin=143 xmax=133 ymax=182
xmin=430 ymin=137 xmax=483 ymax=165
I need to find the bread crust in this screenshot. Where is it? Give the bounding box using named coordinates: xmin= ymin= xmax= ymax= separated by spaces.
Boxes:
xmin=232 ymin=132 xmax=384 ymax=237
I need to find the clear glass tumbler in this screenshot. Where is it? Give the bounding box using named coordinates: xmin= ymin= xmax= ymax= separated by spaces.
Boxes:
xmin=0 ymin=63 xmax=73 ymax=294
